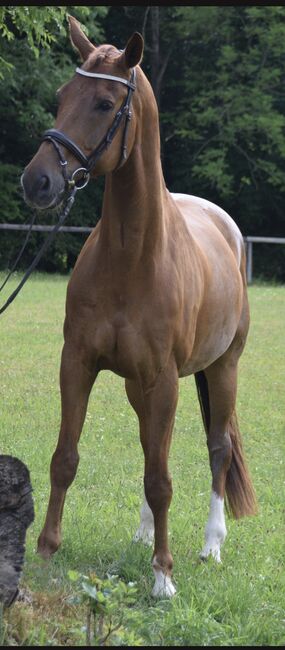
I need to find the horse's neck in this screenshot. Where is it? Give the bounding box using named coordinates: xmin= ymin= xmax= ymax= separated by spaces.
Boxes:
xmin=100 ymin=87 xmax=168 ymax=267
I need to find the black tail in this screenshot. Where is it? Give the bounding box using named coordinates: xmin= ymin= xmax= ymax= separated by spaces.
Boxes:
xmin=195 ymin=370 xmax=257 ymax=519
xmin=195 ymin=370 xmax=210 ymax=435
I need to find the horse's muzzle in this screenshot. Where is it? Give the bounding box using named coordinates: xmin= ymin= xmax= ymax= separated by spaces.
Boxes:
xmin=21 ymin=166 xmax=64 ymax=210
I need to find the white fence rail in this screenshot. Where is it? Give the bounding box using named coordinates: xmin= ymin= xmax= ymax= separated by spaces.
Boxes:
xmin=244 ymin=236 xmax=285 ymax=283
xmin=1 ymin=224 xmax=284 ymax=284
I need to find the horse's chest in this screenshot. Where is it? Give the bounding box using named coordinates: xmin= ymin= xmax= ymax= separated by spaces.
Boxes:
xmin=87 ymin=312 xmax=155 ymax=379
xmin=66 ymin=273 xmax=170 ymax=380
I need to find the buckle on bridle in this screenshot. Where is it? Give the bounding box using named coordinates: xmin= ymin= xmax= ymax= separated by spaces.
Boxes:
xmin=68 ymin=167 xmax=90 ymax=191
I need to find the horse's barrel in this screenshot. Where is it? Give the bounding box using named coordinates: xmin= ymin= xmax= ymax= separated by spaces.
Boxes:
xmin=0 ymin=455 xmax=34 ymax=607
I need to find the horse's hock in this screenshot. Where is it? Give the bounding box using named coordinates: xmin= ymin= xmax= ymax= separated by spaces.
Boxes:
xmin=0 ymin=455 xmax=34 ymax=607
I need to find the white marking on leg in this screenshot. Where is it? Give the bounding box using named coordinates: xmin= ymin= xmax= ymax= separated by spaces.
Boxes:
xmin=200 ymin=490 xmax=227 ymax=562
xmin=133 ymin=494 xmax=154 ymax=546
xmin=152 ymin=556 xmax=176 ymax=598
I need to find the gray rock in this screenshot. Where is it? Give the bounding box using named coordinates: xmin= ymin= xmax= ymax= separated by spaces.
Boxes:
xmin=0 ymin=455 xmax=34 ymax=607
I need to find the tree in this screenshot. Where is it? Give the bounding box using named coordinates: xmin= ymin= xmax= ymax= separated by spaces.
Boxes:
xmin=159 ymin=6 xmax=285 ymax=279
xmin=172 ymin=7 xmax=285 ymax=205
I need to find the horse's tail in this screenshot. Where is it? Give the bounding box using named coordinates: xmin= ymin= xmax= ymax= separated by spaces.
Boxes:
xmin=195 ymin=371 xmax=257 ymax=519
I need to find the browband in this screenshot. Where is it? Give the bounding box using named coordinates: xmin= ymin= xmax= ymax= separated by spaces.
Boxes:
xmin=75 ymin=67 xmax=136 ymax=90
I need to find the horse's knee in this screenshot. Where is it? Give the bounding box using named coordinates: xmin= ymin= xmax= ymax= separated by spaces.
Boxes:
xmin=51 ymin=448 xmax=79 ymax=488
xmin=144 ymin=473 xmax=172 ymax=512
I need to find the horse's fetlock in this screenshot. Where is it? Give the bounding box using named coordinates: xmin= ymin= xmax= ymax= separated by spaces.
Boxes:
xmin=153 ymin=551 xmax=173 ymax=574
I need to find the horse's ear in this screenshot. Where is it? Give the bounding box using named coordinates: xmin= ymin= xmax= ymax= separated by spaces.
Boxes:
xmin=123 ymin=32 xmax=144 ymax=69
xmin=68 ymin=15 xmax=95 ymax=61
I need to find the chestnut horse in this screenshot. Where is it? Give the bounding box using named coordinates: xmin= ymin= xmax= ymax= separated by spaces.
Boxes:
xmin=21 ymin=17 xmax=257 ymax=597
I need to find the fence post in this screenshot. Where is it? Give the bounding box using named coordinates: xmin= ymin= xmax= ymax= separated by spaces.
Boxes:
xmin=246 ymin=240 xmax=253 ymax=284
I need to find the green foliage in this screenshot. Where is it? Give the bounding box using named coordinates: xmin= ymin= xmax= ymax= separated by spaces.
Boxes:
xmin=0 ymin=6 xmax=108 ymax=73
xmin=0 ymin=7 xmax=66 ymax=60
xmin=160 ymin=6 xmax=285 ymax=242
xmin=68 ymin=571 xmax=144 ymax=646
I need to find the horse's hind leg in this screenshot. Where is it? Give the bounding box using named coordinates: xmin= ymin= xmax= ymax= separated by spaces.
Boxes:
xmin=196 ymin=343 xmax=257 ymax=562
xmin=125 ymin=359 xmax=178 ymax=598
xmin=37 ymin=343 xmax=96 ymax=558
xmin=196 ymin=360 xmax=236 ymax=561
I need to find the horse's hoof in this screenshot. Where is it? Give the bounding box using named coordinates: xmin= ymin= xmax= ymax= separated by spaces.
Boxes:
xmin=199 ymin=545 xmax=222 ymax=563
xmin=37 ymin=544 xmax=53 ymax=560
xmin=152 ymin=569 xmax=176 ymax=598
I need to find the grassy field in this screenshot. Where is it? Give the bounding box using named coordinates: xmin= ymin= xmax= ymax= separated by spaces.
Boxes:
xmin=0 ymin=273 xmax=284 ymax=646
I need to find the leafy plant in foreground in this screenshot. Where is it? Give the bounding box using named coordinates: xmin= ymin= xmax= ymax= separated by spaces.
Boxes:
xmin=68 ymin=570 xmax=145 ymax=646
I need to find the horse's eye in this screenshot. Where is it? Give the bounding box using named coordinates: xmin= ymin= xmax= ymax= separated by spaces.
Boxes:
xmin=97 ymin=100 xmax=113 ymax=112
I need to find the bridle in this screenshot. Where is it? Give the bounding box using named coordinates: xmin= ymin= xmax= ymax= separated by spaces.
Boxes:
xmin=0 ymin=65 xmax=136 ymax=315
xmin=41 ymin=66 xmax=136 ymax=193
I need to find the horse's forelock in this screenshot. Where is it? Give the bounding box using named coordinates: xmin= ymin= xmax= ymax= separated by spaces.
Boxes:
xmin=85 ymin=46 xmax=122 ymax=71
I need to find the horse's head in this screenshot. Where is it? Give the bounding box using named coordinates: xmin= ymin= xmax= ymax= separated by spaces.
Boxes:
xmin=21 ymin=16 xmax=144 ymax=210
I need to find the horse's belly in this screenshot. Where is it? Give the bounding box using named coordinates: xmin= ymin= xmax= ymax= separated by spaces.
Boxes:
xmin=178 ymin=325 xmax=237 ymax=376
xmin=178 ymin=266 xmax=243 ymax=376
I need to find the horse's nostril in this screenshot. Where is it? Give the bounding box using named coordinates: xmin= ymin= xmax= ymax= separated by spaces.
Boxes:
xmin=21 ymin=167 xmax=58 ymax=208
xmin=39 ymin=175 xmax=50 ymax=192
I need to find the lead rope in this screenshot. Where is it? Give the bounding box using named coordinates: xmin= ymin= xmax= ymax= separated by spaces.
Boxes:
xmin=0 ymin=188 xmax=77 ymax=316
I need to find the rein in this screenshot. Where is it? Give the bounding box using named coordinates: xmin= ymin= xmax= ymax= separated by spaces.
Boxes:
xmin=0 ymin=66 xmax=136 ymax=316
xmin=0 ymin=189 xmax=76 ymax=315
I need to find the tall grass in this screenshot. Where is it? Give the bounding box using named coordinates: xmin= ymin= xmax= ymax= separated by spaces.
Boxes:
xmin=0 ymin=274 xmax=284 ymax=645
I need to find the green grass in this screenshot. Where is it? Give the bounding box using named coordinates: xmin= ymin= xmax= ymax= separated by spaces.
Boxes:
xmin=0 ymin=273 xmax=284 ymax=645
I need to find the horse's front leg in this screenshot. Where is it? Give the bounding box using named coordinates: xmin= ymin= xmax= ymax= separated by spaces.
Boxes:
xmin=37 ymin=342 xmax=97 ymax=558
xmin=126 ymin=359 xmax=178 ymax=598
